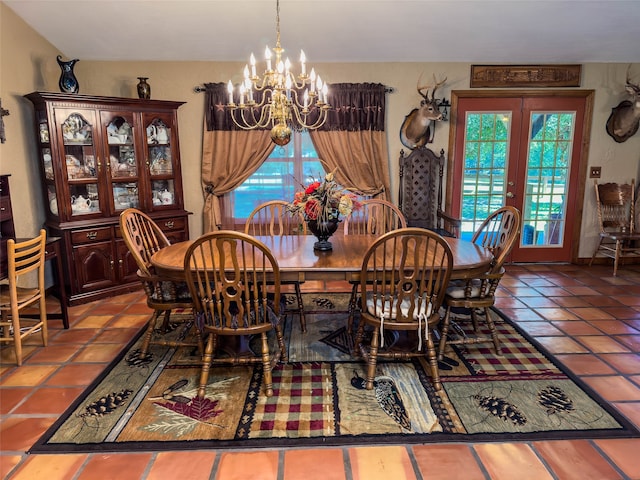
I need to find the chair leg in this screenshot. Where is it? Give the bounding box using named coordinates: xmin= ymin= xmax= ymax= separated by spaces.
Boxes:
xmin=589 ymin=238 xmax=604 ymax=266
xmin=483 ymin=307 xmax=501 ymax=355
xmin=294 ymin=283 xmax=306 ymax=332
xmin=260 ymin=331 xmax=274 ymax=397
xmin=426 ymin=329 xmax=442 ymax=391
xmin=364 ymin=328 xmax=380 ymax=390
xmin=275 ymin=323 xmax=288 ymax=363
xmin=437 ymin=307 xmax=452 ymax=361
xmin=613 ymin=240 xmax=622 ymax=276
xmin=11 ymin=306 xmax=23 ymax=366
xmin=353 ymin=314 xmax=366 ymax=358
xmin=39 ymin=296 xmax=48 ymax=346
xmin=197 ymin=333 xmax=215 ymax=399
xmin=347 ymin=283 xmax=358 ymax=334
xmin=139 ymin=310 xmax=162 ymax=358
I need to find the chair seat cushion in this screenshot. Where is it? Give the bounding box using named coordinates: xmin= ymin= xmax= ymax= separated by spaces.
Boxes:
xmin=152 ymin=281 xmax=192 ymax=302
xmin=201 ymin=295 xmax=285 ymax=330
xmin=365 ymin=292 xmax=433 ymax=320
xmin=445 ymin=279 xmax=482 ymax=299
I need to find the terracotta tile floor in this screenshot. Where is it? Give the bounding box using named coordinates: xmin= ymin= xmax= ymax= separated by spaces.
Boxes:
xmin=1 ymin=263 xmax=640 ymax=479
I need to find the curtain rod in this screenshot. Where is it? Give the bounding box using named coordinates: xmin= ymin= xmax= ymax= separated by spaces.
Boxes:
xmin=193 ymin=85 xmax=395 ymax=93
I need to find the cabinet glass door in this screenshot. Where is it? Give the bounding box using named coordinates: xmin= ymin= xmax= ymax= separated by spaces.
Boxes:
xmin=59 ymin=110 xmax=100 ymax=217
xmin=145 ymin=114 xmax=177 ymax=208
xmin=102 ymin=113 xmax=140 ymax=213
xmin=38 ymin=108 xmax=58 ymax=216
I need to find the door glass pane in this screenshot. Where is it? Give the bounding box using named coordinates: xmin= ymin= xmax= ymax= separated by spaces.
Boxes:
xmin=521 ymin=112 xmax=574 ymax=247
xmin=460 ymin=112 xmax=511 ymax=240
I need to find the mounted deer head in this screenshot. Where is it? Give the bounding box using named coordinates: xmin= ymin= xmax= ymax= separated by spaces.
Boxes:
xmin=400 ymin=74 xmax=447 ymax=150
xmin=606 ymin=65 xmax=640 ymax=143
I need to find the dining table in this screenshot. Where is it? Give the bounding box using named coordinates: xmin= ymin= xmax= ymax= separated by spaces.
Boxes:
xmin=150 ymin=232 xmax=494 ymax=283
xmin=150 ymin=232 xmax=494 ymax=358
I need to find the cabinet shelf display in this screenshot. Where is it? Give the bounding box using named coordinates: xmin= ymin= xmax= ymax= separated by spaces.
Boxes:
xmin=25 ymin=92 xmax=189 ymax=306
xmin=110 ymin=145 xmax=137 ymax=178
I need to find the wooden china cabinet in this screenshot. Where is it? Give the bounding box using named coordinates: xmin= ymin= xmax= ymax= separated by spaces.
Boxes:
xmin=25 ymin=92 xmax=191 ymax=305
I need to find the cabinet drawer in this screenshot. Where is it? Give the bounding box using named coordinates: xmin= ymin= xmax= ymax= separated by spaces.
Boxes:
xmin=71 ymin=227 xmax=113 ymax=245
xmin=156 ymin=217 xmax=185 ymax=232
xmin=114 ymin=216 xmax=185 ymax=239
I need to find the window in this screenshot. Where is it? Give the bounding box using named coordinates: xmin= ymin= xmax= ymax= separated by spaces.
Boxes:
xmin=227 ymin=131 xmax=325 ymax=226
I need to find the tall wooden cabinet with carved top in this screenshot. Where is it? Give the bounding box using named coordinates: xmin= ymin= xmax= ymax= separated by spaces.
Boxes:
xmin=25 ymin=92 xmax=191 ymax=305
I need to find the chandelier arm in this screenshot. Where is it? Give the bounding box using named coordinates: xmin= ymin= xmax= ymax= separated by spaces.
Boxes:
xmin=290 ymin=106 xmax=329 ymax=130
xmin=243 ymin=105 xmax=272 ymax=128
xmin=229 ymin=105 xmax=272 ymax=130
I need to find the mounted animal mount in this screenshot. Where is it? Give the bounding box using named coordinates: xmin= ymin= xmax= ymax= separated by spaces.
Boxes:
xmin=606 ymin=65 xmax=640 ymax=143
xmin=399 ymin=74 xmax=447 ymax=150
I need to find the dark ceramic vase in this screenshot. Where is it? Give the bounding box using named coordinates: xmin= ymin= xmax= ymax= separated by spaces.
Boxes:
xmin=57 ymin=55 xmax=79 ymax=94
xmin=137 ymin=77 xmax=151 ymax=99
xmin=307 ymin=218 xmax=339 ymax=251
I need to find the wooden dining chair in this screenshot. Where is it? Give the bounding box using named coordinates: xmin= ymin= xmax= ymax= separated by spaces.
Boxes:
xmin=354 ymin=228 xmax=453 ymax=391
xmin=120 ymin=208 xmax=202 ymax=359
xmin=0 ymin=230 xmax=48 ymax=366
xmin=184 ymin=231 xmax=288 ymax=398
xmin=588 ymin=180 xmax=640 ymax=276
xmin=245 ymin=200 xmax=307 ymax=332
xmin=437 ymin=206 xmax=521 ymax=361
xmin=343 ymin=198 xmax=408 ymax=333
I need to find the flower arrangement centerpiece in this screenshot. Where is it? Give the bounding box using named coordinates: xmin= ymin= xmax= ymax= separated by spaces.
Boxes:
xmin=288 ymin=170 xmax=360 ymax=250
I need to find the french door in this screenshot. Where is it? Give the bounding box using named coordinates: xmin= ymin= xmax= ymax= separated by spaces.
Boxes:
xmin=449 ymin=92 xmax=593 ymax=263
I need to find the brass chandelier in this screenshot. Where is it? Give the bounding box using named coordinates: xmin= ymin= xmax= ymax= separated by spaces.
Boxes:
xmin=226 ymin=0 xmax=330 ymax=146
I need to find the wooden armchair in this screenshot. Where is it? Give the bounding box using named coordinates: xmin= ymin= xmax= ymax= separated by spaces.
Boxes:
xmin=183 ymin=231 xmax=288 ymax=398
xmin=245 ymin=200 xmax=307 ymax=332
xmin=399 ymin=147 xmax=461 ymax=238
xmin=343 ymin=198 xmax=408 ymax=332
xmin=438 ymin=206 xmax=521 ymax=361
xmin=589 ymin=180 xmax=640 ymax=276
xmin=354 ymin=228 xmax=453 ymax=391
xmin=120 ymin=208 xmax=201 ymax=359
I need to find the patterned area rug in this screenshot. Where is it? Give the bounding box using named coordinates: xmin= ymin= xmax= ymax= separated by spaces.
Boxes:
xmin=30 ymin=294 xmax=640 ymax=453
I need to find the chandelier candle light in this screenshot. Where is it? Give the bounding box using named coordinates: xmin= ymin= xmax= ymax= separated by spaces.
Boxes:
xmin=226 ymin=0 xmax=330 ymax=146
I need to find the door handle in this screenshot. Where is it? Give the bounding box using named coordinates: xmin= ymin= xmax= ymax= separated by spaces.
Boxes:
xmin=506 ymin=192 xmax=515 ymax=198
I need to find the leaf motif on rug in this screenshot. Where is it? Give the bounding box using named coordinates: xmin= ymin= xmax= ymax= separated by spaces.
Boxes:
xmin=156 ymin=396 xmax=223 ymax=422
xmin=142 ymin=404 xmax=208 ymax=436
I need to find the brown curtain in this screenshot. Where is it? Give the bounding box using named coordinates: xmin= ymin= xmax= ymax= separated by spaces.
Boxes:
xmin=309 ymin=83 xmax=390 ymax=201
xmin=201 ymin=83 xmax=274 ymax=231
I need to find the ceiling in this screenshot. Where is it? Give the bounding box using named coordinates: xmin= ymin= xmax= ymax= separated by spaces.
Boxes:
xmin=5 ymin=0 xmax=640 ymax=64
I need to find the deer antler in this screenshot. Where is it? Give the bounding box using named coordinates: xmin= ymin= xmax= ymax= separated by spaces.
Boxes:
xmin=626 ymin=64 xmax=640 ymax=92
xmin=430 ymin=75 xmax=447 ymax=101
xmin=417 ymin=74 xmax=447 ymax=100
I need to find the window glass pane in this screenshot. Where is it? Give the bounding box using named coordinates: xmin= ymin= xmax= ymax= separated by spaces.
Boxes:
xmin=230 ymin=131 xmax=325 ymax=222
